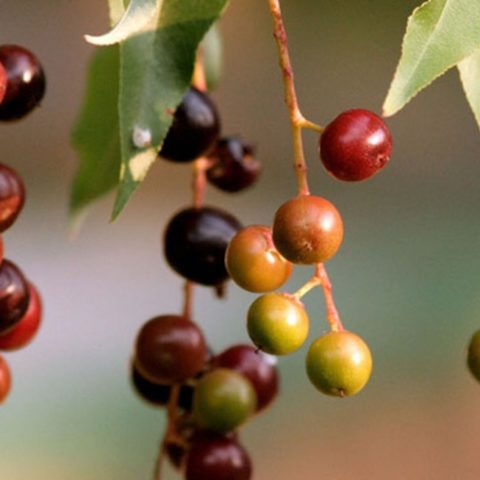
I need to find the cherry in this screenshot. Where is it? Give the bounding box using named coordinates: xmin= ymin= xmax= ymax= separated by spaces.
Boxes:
xmin=0 ymin=283 xmax=41 ymax=351
xmin=272 ymin=194 xmax=343 ymax=264
xmin=0 ymin=163 xmax=25 ymax=233
xmin=225 ymin=225 xmax=292 ymax=293
xmin=206 ymin=136 xmax=261 ymax=192
xmin=247 ymin=293 xmax=309 ymax=355
xmin=213 ymin=344 xmax=279 ymax=412
xmin=0 ymin=354 xmax=11 ymax=403
xmin=185 ymin=434 xmax=252 ymax=480
xmin=164 ymin=206 xmax=242 ymax=286
xmin=134 ymin=315 xmax=207 ymax=384
xmin=467 ymin=330 xmax=480 ymax=383
xmin=0 ymin=45 xmax=46 ymax=121
xmin=306 ymin=330 xmax=372 ymax=397
xmin=319 ymin=109 xmax=392 ymax=181
xmin=193 ymin=368 xmax=256 ymax=433
xmin=159 ymin=87 xmax=220 ymax=162
xmin=0 ymin=62 xmax=6 ymax=105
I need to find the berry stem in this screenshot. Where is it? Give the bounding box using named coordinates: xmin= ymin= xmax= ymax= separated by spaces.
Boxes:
xmin=293 ymin=275 xmax=322 ymax=299
xmin=316 ymin=264 xmax=344 ymax=332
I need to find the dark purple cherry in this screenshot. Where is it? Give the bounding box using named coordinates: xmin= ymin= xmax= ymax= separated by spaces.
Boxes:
xmin=159 ymin=87 xmax=220 ymax=162
xmin=0 ymin=259 xmax=30 ymax=335
xmin=0 ymin=164 xmax=25 ymax=233
xmin=0 ymin=45 xmax=46 ymax=121
xmin=319 ymin=109 xmax=392 ymax=181
xmin=214 ymin=344 xmax=279 ymax=412
xmin=135 ymin=315 xmax=207 ymax=384
xmin=206 ymin=136 xmax=261 ymax=192
xmin=164 ymin=206 xmax=242 ymax=286
xmin=185 ymin=434 xmax=252 ymax=480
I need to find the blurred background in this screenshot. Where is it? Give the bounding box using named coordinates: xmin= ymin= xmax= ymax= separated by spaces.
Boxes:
xmin=1 ymin=0 xmax=480 ymax=478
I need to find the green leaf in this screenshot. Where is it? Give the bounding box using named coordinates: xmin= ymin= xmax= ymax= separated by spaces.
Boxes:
xmin=383 ymin=0 xmax=480 ymax=117
xmin=108 ymin=0 xmax=126 ymax=26
xmin=70 ymin=46 xmax=120 ymax=226
xmin=203 ymin=24 xmax=223 ymax=91
xmin=458 ymin=49 xmax=480 ymax=130
xmin=112 ymin=0 xmax=229 ymax=219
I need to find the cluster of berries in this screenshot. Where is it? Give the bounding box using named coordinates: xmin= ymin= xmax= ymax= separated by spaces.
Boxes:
xmin=0 ymin=45 xmax=46 ymax=403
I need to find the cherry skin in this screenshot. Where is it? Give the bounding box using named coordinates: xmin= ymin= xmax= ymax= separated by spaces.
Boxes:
xmin=225 ymin=225 xmax=292 ymax=293
xmin=272 ymin=194 xmax=343 ymax=264
xmin=0 ymin=44 xmax=46 ymax=121
xmin=0 ymin=62 xmax=6 ymax=104
xmin=0 ymin=354 xmax=11 ymax=403
xmin=0 ymin=283 xmax=41 ymax=351
xmin=134 ymin=315 xmax=207 ymax=384
xmin=319 ymin=109 xmax=392 ymax=181
xmin=0 ymin=163 xmax=26 ymax=233
xmin=247 ymin=293 xmax=309 ymax=355
xmin=306 ymin=330 xmax=372 ymax=397
xmin=467 ymin=330 xmax=480 ymax=383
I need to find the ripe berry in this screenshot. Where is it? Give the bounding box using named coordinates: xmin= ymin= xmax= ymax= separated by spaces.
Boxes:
xmin=0 ymin=259 xmax=30 ymax=335
xmin=159 ymin=87 xmax=220 ymax=162
xmin=319 ymin=109 xmax=392 ymax=181
xmin=0 ymin=163 xmax=25 ymax=233
xmin=272 ymin=194 xmax=343 ymax=264
xmin=164 ymin=206 xmax=242 ymax=286
xmin=214 ymin=344 xmax=279 ymax=412
xmin=0 ymin=45 xmax=46 ymax=121
xmin=206 ymin=136 xmax=261 ymax=192
xmin=134 ymin=315 xmax=207 ymax=384
xmin=193 ymin=368 xmax=256 ymax=433
xmin=185 ymin=434 xmax=252 ymax=480
xmin=306 ymin=330 xmax=372 ymax=397
xmin=0 ymin=354 xmax=11 ymax=403
xmin=0 ymin=62 xmax=6 ymax=105
xmin=0 ymin=283 xmax=41 ymax=351
xmin=467 ymin=330 xmax=480 ymax=383
xmin=247 ymin=293 xmax=309 ymax=355
xmin=225 ymin=225 xmax=292 ymax=293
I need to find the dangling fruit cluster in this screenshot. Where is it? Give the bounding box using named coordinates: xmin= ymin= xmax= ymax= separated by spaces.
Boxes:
xmin=0 ymin=45 xmax=45 ymax=404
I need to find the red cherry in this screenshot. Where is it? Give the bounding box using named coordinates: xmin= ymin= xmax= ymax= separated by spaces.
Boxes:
xmin=0 ymin=354 xmax=11 ymax=403
xmin=0 ymin=62 xmax=6 ymax=104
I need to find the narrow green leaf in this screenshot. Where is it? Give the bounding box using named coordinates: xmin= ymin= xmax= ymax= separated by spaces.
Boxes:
xmin=458 ymin=49 xmax=480 ymax=130
xmin=112 ymin=0 xmax=229 ymax=219
xmin=70 ymin=46 xmax=120 ymax=226
xmin=383 ymin=0 xmax=480 ymax=117
xmin=86 ymin=0 xmax=162 ymax=46
xmin=203 ymin=24 xmax=223 ymax=91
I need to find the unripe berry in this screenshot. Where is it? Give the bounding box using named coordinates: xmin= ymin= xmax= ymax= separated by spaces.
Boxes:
xmin=0 ymin=354 xmax=11 ymax=403
xmin=467 ymin=330 xmax=480 ymax=383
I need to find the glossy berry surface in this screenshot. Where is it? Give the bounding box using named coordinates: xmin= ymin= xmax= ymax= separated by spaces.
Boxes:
xmin=135 ymin=315 xmax=207 ymax=384
xmin=272 ymin=195 xmax=343 ymax=264
xmin=185 ymin=434 xmax=252 ymax=480
xmin=0 ymin=45 xmax=46 ymax=121
xmin=306 ymin=330 xmax=372 ymax=397
xmin=0 ymin=62 xmax=6 ymax=105
xmin=0 ymin=163 xmax=25 ymax=233
xmin=164 ymin=206 xmax=242 ymax=286
xmin=320 ymin=109 xmax=392 ymax=181
xmin=225 ymin=225 xmax=292 ymax=293
xmin=214 ymin=344 xmax=279 ymax=412
xmin=0 ymin=283 xmax=41 ymax=351
xmin=0 ymin=259 xmax=30 ymax=335
xmin=159 ymin=87 xmax=220 ymax=162
xmin=206 ymin=136 xmax=261 ymax=192
xmin=193 ymin=368 xmax=256 ymax=433
xmin=0 ymin=354 xmax=11 ymax=403
xmin=247 ymin=293 xmax=309 ymax=355
xmin=467 ymin=330 xmax=480 ymax=383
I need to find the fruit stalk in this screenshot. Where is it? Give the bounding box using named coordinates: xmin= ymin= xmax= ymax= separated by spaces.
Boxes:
xmin=317 ymin=264 xmax=344 ymax=332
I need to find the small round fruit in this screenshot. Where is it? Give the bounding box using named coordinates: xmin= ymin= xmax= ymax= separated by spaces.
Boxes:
xmin=0 ymin=283 xmax=41 ymax=351
xmin=0 ymin=163 xmax=25 ymax=233
xmin=206 ymin=136 xmax=261 ymax=192
xmin=164 ymin=206 xmax=242 ymax=286
xmin=135 ymin=315 xmax=207 ymax=384
xmin=320 ymin=109 xmax=392 ymax=181
xmin=272 ymin=195 xmax=343 ymax=264
xmin=0 ymin=62 xmax=6 ymax=104
xmin=0 ymin=259 xmax=30 ymax=335
xmin=0 ymin=45 xmax=46 ymax=121
xmin=226 ymin=225 xmax=292 ymax=293
xmin=214 ymin=344 xmax=279 ymax=412
xmin=159 ymin=87 xmax=220 ymax=162
xmin=467 ymin=330 xmax=480 ymax=382
xmin=306 ymin=330 xmax=372 ymax=397
xmin=247 ymin=293 xmax=309 ymax=355
xmin=193 ymin=368 xmax=256 ymax=433
xmin=185 ymin=434 xmax=252 ymax=480
xmin=0 ymin=354 xmax=11 ymax=403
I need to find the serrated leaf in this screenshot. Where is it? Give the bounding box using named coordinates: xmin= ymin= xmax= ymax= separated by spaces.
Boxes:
xmin=458 ymin=49 xmax=480 ymax=130
xmin=70 ymin=46 xmax=120 ymax=226
xmin=383 ymin=0 xmax=480 ymax=117
xmin=112 ymin=0 xmax=229 ymax=219
xmin=86 ymin=0 xmax=162 ymax=46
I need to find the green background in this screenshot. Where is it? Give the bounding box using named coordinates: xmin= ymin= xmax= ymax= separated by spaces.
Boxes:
xmin=1 ymin=0 xmax=480 ymax=478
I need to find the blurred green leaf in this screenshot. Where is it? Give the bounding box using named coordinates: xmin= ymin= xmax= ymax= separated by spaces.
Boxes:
xmin=458 ymin=49 xmax=480 ymax=130
xmin=383 ymin=0 xmax=480 ymax=117
xmin=203 ymin=24 xmax=223 ymax=91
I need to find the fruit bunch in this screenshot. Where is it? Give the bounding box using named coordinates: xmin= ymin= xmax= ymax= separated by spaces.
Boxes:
xmin=0 ymin=44 xmax=46 ymax=403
